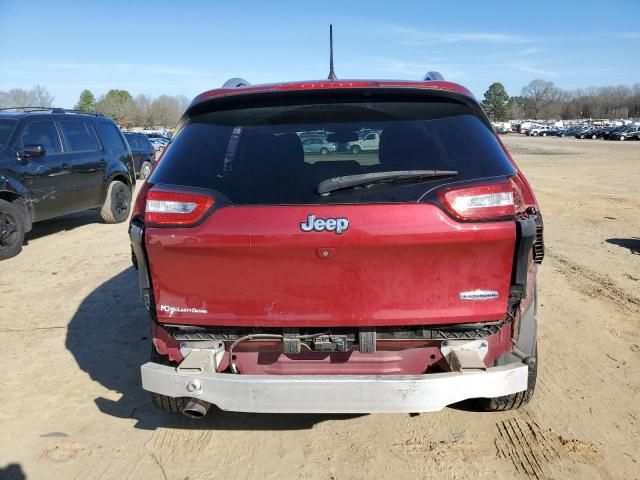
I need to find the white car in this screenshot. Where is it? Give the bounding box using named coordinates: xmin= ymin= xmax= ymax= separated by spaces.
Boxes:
xmin=348 ymin=132 xmax=380 ymax=153
xmin=528 ymin=126 xmax=551 ymax=137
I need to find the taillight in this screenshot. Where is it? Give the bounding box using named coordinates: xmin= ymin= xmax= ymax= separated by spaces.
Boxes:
xmin=438 ymin=180 xmax=515 ymax=221
xmin=509 ymin=173 xmax=536 ymax=213
xmin=143 ymin=186 xmax=214 ymax=227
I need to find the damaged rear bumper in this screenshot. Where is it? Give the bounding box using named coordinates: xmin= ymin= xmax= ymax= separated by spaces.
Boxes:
xmin=140 ymin=360 xmax=528 ymax=414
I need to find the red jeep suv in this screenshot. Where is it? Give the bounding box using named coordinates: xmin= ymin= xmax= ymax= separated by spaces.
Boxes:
xmin=130 ymin=76 xmax=544 ymax=418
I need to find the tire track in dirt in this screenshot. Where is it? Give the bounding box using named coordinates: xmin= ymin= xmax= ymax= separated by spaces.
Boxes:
xmin=494 ymin=417 xmax=601 ymax=479
xmin=546 ymin=248 xmax=640 ymax=314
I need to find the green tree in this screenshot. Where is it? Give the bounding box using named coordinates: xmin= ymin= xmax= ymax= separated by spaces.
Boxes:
xmin=482 ymin=82 xmax=510 ymax=121
xmin=96 ymin=89 xmax=136 ymax=126
xmin=74 ymin=89 xmax=96 ymax=112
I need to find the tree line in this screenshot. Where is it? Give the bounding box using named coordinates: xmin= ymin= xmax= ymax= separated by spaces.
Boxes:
xmin=3 ymin=81 xmax=640 ymax=126
xmin=0 ymin=85 xmax=189 ymax=127
xmin=482 ymin=79 xmax=640 ymax=121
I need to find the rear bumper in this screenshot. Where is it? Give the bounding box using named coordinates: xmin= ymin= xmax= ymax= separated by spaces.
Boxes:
xmin=141 ymin=361 xmax=528 ymax=414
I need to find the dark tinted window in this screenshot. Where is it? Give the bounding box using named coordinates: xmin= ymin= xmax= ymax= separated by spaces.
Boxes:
xmin=96 ymin=123 xmax=127 ymax=154
xmin=60 ymin=121 xmax=99 ymax=151
xmin=151 ymin=98 xmax=515 ymax=205
xmin=124 ymin=133 xmax=139 ymax=150
xmin=19 ymin=121 xmax=62 ymax=154
xmin=0 ymin=119 xmax=16 ymax=149
xmin=137 ymin=134 xmax=153 ymax=151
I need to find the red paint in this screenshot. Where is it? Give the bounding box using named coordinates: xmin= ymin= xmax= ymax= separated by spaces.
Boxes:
xmin=141 ymin=79 xmax=542 ymax=375
xmin=145 ymin=203 xmax=515 ymax=327
xmin=189 ymin=80 xmax=475 ymax=109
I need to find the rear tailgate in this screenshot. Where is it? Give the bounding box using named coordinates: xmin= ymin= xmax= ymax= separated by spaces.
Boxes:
xmin=141 ymin=88 xmax=520 ymax=328
xmin=145 ymin=203 xmax=514 ymax=327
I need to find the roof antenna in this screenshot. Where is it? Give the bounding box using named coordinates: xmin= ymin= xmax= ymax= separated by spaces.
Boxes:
xmin=328 ymin=24 xmax=337 ymax=80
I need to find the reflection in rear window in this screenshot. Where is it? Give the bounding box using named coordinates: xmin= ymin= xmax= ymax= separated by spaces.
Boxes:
xmin=150 ymin=99 xmax=515 ymax=204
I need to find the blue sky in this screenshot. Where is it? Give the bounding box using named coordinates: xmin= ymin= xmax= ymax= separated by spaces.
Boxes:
xmin=1 ymin=0 xmax=638 ymax=108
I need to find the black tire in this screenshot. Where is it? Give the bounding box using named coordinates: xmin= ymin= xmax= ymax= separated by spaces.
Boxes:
xmin=100 ymin=180 xmax=131 ymax=224
xmin=150 ymin=348 xmax=188 ymax=414
xmin=0 ymin=199 xmax=26 ymax=261
xmin=320 ymin=148 xmax=329 ymax=155
xmin=351 ymin=145 xmax=361 ymax=154
xmin=139 ymin=161 xmax=152 ymax=180
xmin=476 ymin=345 xmax=538 ymax=411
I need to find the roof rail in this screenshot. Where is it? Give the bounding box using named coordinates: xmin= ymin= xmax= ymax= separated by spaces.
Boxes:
xmin=0 ymin=106 xmax=103 ymax=116
xmin=222 ymin=78 xmax=251 ymax=88
xmin=0 ymin=106 xmax=52 ymax=112
xmin=423 ymin=71 xmax=444 ymax=81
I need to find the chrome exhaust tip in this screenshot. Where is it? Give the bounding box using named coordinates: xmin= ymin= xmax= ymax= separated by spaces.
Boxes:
xmin=181 ymin=398 xmax=211 ymax=419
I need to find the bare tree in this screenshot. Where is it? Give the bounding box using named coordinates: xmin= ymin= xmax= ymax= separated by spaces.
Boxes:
xmin=521 ymin=79 xmax=556 ymax=119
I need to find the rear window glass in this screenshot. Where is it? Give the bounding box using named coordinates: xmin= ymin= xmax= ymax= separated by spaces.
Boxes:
xmin=60 ymin=121 xmax=99 ymax=151
xmin=96 ymin=122 xmax=127 ymax=154
xmin=150 ymin=98 xmax=515 ymax=204
xmin=124 ymin=133 xmax=139 ymax=149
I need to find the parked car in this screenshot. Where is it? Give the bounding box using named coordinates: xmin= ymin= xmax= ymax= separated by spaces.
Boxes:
xmin=347 ymin=131 xmax=380 ymax=153
xmin=131 ymin=75 xmax=544 ymax=418
xmin=603 ymin=125 xmax=627 ymax=140
xmin=124 ymin=132 xmax=156 ymax=179
xmin=575 ymin=126 xmax=597 ymax=139
xmin=528 ymin=125 xmax=551 ymax=137
xmin=149 ymin=138 xmax=167 ymax=152
xmin=301 ymin=137 xmax=336 ymax=155
xmin=0 ymin=108 xmax=135 ymax=260
xmin=610 ymin=126 xmax=640 ymax=141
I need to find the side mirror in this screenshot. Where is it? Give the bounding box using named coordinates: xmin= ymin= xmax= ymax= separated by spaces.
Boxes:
xmin=18 ymin=144 xmax=46 ymax=158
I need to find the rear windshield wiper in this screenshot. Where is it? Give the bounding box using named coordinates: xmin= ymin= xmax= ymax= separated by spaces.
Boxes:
xmin=317 ymin=170 xmax=458 ymax=195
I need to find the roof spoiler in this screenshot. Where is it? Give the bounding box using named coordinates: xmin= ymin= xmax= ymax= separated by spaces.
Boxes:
xmin=423 ymin=71 xmax=444 ymax=81
xmin=222 ymin=78 xmax=251 ymax=88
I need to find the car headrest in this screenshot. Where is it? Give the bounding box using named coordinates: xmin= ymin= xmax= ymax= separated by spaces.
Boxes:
xmin=379 ymin=125 xmax=435 ymax=169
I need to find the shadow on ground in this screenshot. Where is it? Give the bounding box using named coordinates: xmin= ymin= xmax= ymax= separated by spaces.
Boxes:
xmin=606 ymin=237 xmax=640 ymax=255
xmin=25 ymin=210 xmax=103 ymax=243
xmin=66 ymin=267 xmax=360 ymax=431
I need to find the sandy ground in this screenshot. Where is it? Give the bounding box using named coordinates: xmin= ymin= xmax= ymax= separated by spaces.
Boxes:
xmin=0 ymin=135 xmax=639 ymax=480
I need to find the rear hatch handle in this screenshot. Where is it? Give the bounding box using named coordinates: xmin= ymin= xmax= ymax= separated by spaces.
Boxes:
xmin=130 ymin=223 xmax=154 ymax=309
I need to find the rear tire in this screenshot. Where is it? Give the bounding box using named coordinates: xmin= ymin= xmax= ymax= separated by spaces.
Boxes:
xmin=476 ymin=345 xmax=538 ymax=411
xmin=0 ymin=199 xmax=25 ymax=261
xmin=351 ymin=145 xmax=361 ymax=154
xmin=150 ymin=348 xmax=188 ymax=414
xmin=100 ymin=180 xmax=131 ymax=224
xmin=320 ymin=148 xmax=329 ymax=155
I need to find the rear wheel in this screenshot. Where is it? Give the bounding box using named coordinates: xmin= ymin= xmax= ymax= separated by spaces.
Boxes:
xmin=592 ymin=134 xmax=597 ymax=139
xmin=139 ymin=161 xmax=152 ymax=180
xmin=320 ymin=148 xmax=329 ymax=155
xmin=150 ymin=348 xmax=188 ymax=414
xmin=620 ymin=136 xmax=625 ymax=141
xmin=477 ymin=345 xmax=538 ymax=411
xmin=351 ymin=145 xmax=361 ymax=154
xmin=0 ymin=199 xmax=25 ymax=261
xmin=100 ymin=180 xmax=131 ymax=224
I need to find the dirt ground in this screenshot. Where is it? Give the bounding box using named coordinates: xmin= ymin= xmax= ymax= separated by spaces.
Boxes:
xmin=1 ymin=135 xmax=638 ymax=480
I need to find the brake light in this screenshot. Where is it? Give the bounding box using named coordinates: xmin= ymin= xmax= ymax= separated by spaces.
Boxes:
xmin=144 ymin=187 xmax=214 ymax=227
xmin=438 ymin=180 xmax=515 ymax=221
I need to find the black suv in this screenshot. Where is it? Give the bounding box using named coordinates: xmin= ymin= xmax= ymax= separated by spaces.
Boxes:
xmin=0 ymin=108 xmax=135 ymax=260
xmin=123 ymin=132 xmax=156 ymax=179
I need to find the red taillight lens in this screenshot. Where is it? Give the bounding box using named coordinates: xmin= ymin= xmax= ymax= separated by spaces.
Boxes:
xmin=438 ymin=180 xmax=515 ymax=221
xmin=144 ymin=186 xmax=214 ymax=227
